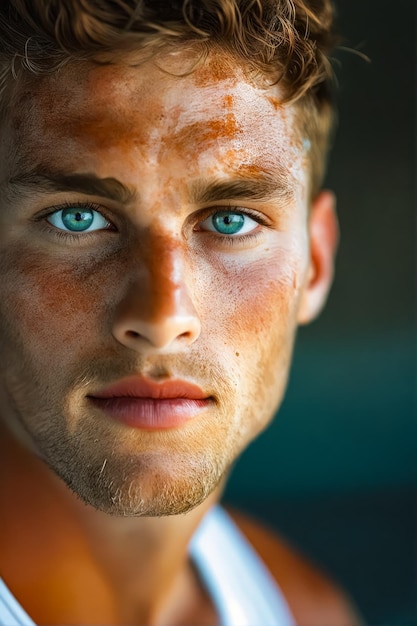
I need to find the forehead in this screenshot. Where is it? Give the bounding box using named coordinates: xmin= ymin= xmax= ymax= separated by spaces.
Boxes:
xmin=5 ymin=53 xmax=306 ymax=185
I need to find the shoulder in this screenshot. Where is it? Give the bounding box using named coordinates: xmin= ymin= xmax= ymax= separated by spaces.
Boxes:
xmin=227 ymin=508 xmax=362 ymax=626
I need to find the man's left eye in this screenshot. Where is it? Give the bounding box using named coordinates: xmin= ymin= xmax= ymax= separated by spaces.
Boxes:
xmin=199 ymin=211 xmax=258 ymax=236
xmin=46 ymin=207 xmax=111 ymax=232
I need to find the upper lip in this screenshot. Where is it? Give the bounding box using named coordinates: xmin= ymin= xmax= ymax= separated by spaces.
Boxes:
xmin=89 ymin=376 xmax=209 ymax=400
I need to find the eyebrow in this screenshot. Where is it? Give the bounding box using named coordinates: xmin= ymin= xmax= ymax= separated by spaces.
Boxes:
xmin=7 ymin=167 xmax=136 ymax=204
xmin=6 ymin=165 xmax=295 ymax=207
xmin=190 ymin=171 xmax=295 ymax=205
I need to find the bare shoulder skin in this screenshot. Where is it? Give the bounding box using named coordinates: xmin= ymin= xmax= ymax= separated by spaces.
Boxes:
xmin=229 ymin=509 xmax=363 ymax=626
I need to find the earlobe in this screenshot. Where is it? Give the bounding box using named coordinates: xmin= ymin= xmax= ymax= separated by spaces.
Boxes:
xmin=297 ymin=190 xmax=339 ymax=325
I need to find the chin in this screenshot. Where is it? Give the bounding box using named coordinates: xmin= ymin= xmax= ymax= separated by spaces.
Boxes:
xmin=52 ymin=449 xmax=226 ymax=517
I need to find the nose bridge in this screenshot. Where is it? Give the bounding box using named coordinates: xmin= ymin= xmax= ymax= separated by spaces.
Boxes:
xmin=112 ymin=229 xmax=201 ymax=352
xmin=142 ymin=231 xmax=185 ymax=321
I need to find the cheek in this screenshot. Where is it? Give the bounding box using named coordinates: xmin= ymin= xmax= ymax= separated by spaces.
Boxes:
xmin=194 ymin=241 xmax=307 ymax=420
xmin=0 ymin=246 xmax=120 ymax=363
xmin=200 ymin=242 xmax=306 ymax=343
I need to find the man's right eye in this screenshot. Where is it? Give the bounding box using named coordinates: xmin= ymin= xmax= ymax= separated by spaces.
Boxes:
xmin=46 ymin=206 xmax=112 ymax=233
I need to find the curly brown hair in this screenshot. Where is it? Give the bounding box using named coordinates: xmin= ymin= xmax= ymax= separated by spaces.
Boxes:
xmin=0 ymin=0 xmax=338 ymax=196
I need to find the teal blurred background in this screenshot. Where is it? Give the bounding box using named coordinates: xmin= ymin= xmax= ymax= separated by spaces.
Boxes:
xmin=223 ymin=0 xmax=416 ymax=623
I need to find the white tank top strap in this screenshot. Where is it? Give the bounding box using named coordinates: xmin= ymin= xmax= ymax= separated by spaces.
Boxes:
xmin=0 ymin=578 xmax=35 ymax=626
xmin=189 ymin=505 xmax=295 ymax=626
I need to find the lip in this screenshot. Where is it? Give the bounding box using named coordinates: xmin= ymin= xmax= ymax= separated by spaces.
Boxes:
xmin=88 ymin=377 xmax=212 ymax=430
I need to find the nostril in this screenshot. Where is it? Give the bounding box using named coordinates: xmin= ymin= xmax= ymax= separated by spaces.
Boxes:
xmin=126 ymin=330 xmax=141 ymax=339
xmin=125 ymin=329 xmax=192 ymax=342
xmin=114 ymin=316 xmax=201 ymax=350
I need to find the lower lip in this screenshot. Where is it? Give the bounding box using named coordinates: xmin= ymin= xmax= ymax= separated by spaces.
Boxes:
xmin=89 ymin=397 xmax=211 ymax=430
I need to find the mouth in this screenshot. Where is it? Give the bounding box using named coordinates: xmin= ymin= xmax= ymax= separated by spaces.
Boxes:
xmin=87 ymin=376 xmax=213 ymax=430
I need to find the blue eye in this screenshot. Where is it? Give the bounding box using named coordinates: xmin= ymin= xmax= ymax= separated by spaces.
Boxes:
xmin=47 ymin=207 xmax=110 ymax=232
xmin=200 ymin=211 xmax=258 ymax=236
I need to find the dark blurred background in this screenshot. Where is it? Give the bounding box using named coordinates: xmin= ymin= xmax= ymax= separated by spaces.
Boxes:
xmin=223 ymin=1 xmax=417 ymax=623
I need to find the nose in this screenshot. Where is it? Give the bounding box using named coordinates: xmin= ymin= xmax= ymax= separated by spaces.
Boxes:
xmin=111 ymin=238 xmax=201 ymax=353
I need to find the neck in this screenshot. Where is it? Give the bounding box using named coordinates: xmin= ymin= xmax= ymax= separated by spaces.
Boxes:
xmin=0 ymin=423 xmax=221 ymax=625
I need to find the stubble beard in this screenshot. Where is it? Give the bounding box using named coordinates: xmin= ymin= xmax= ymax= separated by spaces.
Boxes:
xmin=52 ymin=446 xmax=229 ymax=517
xmin=0 ymin=343 xmax=240 ymax=517
xmin=32 ymin=406 xmax=236 ymax=517
xmin=0 ymin=322 xmax=288 ymax=518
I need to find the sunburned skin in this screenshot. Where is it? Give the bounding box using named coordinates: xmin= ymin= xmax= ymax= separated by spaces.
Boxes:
xmin=0 ymin=50 xmax=318 ymax=520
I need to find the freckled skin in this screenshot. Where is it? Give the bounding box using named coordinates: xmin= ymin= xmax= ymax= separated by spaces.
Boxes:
xmin=0 ymin=52 xmax=311 ymax=517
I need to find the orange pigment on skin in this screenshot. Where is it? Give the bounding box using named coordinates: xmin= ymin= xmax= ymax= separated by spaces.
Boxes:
xmin=223 ymin=94 xmax=234 ymax=108
xmin=267 ymin=95 xmax=283 ymax=110
xmin=192 ymin=54 xmax=239 ymax=88
xmin=168 ymin=114 xmax=242 ymax=161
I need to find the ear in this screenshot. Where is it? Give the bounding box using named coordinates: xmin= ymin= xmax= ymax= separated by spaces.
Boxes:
xmin=297 ymin=190 xmax=339 ymax=325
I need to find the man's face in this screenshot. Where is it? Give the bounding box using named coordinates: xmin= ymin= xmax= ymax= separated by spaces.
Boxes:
xmin=0 ymin=52 xmax=319 ymax=515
